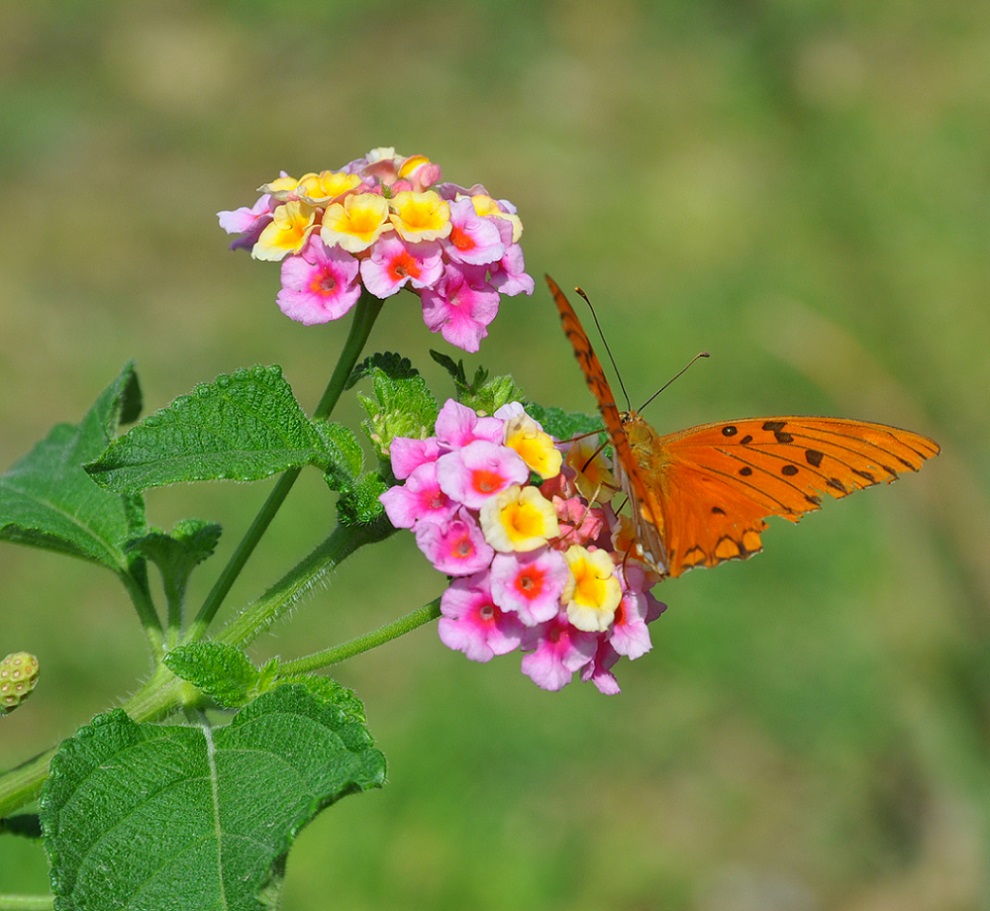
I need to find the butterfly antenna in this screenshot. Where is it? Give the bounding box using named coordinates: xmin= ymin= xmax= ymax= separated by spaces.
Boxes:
xmin=637 ymin=351 xmax=710 ymax=413
xmin=574 ymin=286 xmax=633 ymax=410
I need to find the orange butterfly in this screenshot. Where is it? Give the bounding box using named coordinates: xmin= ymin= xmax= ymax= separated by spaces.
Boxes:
xmin=546 ymin=275 xmax=940 ymax=578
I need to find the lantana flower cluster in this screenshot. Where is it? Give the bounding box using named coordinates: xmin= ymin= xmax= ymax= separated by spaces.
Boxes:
xmin=218 ymin=148 xmax=533 ymax=352
xmin=380 ymin=400 xmax=666 ymax=693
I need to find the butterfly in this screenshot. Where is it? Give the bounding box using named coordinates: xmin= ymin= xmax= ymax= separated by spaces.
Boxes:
xmin=545 ymin=274 xmax=940 ymax=578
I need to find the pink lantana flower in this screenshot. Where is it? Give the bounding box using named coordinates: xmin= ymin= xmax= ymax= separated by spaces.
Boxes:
xmin=520 ymin=613 xmax=599 ymax=692
xmin=360 ymin=235 xmax=444 ymax=298
xmin=490 ymin=548 xmax=570 ymax=626
xmin=435 ymin=441 xmax=529 ymax=510
xmin=580 ymin=640 xmax=622 ymax=695
xmin=217 ymin=194 xmax=274 ymax=251
xmin=420 ymin=264 xmax=500 ymax=353
xmin=379 ymin=462 xmax=455 ymax=530
xmin=414 ymin=509 xmax=494 ymax=577
xmin=388 ymin=436 xmax=442 ymax=480
xmin=445 ymin=197 xmax=505 ymax=266
xmin=438 ymin=573 xmax=525 ymax=662
xmin=276 ymin=236 xmax=361 ymax=325
xmin=434 ymin=399 xmax=503 ymax=449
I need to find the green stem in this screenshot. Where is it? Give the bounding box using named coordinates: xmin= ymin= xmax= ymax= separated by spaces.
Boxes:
xmin=217 ymin=518 xmax=395 ymax=650
xmin=122 ymin=571 xmax=164 ymax=659
xmin=278 ymin=599 xmax=441 ymax=676
xmin=0 ymin=895 xmax=53 ymax=910
xmin=186 ymin=292 xmax=385 ymax=642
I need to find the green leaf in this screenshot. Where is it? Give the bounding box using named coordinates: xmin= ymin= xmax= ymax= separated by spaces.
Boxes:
xmin=128 ymin=519 xmax=222 ymax=609
xmin=0 ymin=363 xmax=145 ymax=574
xmin=525 ymin=402 xmax=604 ymax=444
xmin=430 ymin=349 xmax=524 ymax=415
xmin=42 ymin=685 xmax=386 ymax=911
xmin=319 ymin=422 xmax=364 ymax=493
xmin=86 ymin=365 xmax=330 ymax=493
xmin=336 ymin=472 xmax=389 ymax=526
xmin=164 ymin=641 xmax=259 ymax=708
xmin=350 ymin=352 xmax=438 ymax=457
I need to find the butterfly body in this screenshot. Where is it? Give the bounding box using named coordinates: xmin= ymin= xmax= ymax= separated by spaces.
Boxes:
xmin=546 ymin=274 xmax=940 ymax=578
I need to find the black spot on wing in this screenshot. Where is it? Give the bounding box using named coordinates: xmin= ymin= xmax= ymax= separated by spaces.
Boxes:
xmin=805 ymin=449 xmax=824 ymax=467
xmin=781 ymin=464 xmax=799 ymax=476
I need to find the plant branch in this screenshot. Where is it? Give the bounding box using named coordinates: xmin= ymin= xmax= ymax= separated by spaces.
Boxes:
xmin=278 ymin=598 xmax=441 ymax=675
xmin=186 ymin=292 xmax=385 ymax=641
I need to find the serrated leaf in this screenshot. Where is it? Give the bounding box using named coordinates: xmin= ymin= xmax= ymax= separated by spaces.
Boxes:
xmin=128 ymin=519 xmax=222 ymax=609
xmin=86 ymin=365 xmax=330 ymax=493
xmin=42 ymin=685 xmax=386 ymax=911
xmin=350 ymin=352 xmax=438 ymax=455
xmin=0 ymin=363 xmax=145 ymax=573
xmin=336 ymin=472 xmax=389 ymax=527
xmin=164 ymin=641 xmax=258 ymax=708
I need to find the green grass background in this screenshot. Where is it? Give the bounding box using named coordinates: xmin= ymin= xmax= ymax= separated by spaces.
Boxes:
xmin=1 ymin=1 xmax=988 ymax=908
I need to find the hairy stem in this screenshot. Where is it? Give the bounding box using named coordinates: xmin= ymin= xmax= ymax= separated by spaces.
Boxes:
xmin=278 ymin=599 xmax=441 ymax=676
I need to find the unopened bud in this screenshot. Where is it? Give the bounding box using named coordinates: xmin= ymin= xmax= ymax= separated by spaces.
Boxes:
xmin=0 ymin=652 xmax=39 ymax=715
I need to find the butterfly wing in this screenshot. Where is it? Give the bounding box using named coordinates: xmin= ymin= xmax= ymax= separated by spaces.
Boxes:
xmin=546 ymin=274 xmax=670 ymax=571
xmin=547 ymin=274 xmax=940 ymax=578
xmin=627 ymin=415 xmax=940 ymax=576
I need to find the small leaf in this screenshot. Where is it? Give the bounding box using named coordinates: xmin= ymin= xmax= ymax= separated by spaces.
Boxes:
xmin=86 ymin=365 xmax=330 ymax=493
xmin=42 ymin=685 xmax=386 ymax=911
xmin=164 ymin=641 xmax=258 ymax=708
xmin=318 ymin=422 xmax=364 ymax=493
xmin=430 ymin=350 xmax=523 ymax=415
xmin=336 ymin=472 xmax=389 ymax=527
xmin=128 ymin=519 xmax=222 ymax=609
xmin=0 ymin=363 xmax=145 ymax=574
xmin=351 ymin=353 xmax=438 ymax=456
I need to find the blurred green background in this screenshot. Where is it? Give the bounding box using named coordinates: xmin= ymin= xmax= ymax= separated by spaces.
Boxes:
xmin=1 ymin=1 xmax=988 ymax=908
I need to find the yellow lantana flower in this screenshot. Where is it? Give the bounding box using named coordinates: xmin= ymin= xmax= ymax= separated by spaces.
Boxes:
xmin=321 ymin=193 xmax=390 ymax=253
xmin=562 ymin=546 xmax=621 ymax=632
xmin=480 ymin=485 xmax=559 ymax=553
xmin=504 ymin=414 xmax=562 ymax=480
xmin=389 ymin=190 xmax=451 ymax=243
xmin=252 ymin=201 xmax=318 ymax=261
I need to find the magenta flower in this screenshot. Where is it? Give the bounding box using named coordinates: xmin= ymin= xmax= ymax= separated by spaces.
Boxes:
xmin=433 ymin=399 xmax=503 ymax=449
xmin=520 ymin=613 xmax=599 ymax=692
xmin=360 ymin=235 xmax=444 ymax=298
xmin=420 ymin=264 xmax=500 ymax=353
xmin=445 ymin=197 xmax=505 ymax=265
xmin=217 ymin=194 xmax=274 ymax=251
xmin=490 ymin=548 xmax=570 ymax=626
xmin=435 ymin=441 xmax=529 ymax=510
xmin=438 ymin=573 xmax=525 ymax=662
xmin=490 ymin=239 xmax=536 ymax=297
xmin=379 ymin=462 xmax=455 ymax=529
xmin=276 ymin=236 xmax=361 ymax=324
xmin=580 ymin=641 xmax=621 ymax=695
xmin=388 ymin=436 xmax=441 ymax=480
xmin=414 ymin=509 xmax=494 ymax=576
